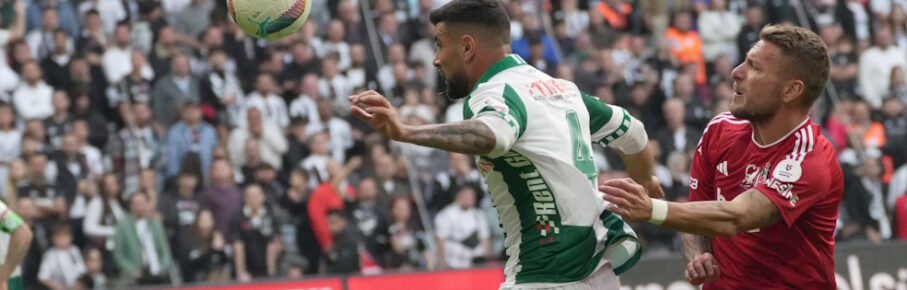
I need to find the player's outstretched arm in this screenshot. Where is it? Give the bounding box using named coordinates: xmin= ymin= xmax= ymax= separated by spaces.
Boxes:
xmin=349 ymin=91 xmax=497 ymax=155
xmin=601 ymin=178 xmax=781 ymax=237
xmin=617 ymin=146 xmax=664 ymax=199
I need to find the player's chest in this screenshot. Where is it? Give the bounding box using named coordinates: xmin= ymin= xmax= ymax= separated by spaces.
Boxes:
xmin=709 ymin=144 xmax=799 ymax=201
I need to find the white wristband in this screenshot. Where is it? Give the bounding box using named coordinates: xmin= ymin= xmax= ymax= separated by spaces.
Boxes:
xmin=649 ymin=198 xmax=668 ymax=225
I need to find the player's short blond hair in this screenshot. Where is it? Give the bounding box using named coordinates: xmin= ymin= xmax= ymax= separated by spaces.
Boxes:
xmin=760 ymin=24 xmax=830 ymax=107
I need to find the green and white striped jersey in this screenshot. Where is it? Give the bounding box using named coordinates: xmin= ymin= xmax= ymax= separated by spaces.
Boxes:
xmin=464 ymin=55 xmax=646 ymax=287
xmin=0 ymin=199 xmax=25 ymax=278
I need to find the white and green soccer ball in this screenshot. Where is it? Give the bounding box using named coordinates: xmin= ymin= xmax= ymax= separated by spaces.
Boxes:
xmin=228 ymin=0 xmax=312 ymax=40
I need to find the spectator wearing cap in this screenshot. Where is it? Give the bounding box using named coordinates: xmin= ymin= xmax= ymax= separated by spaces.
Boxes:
xmin=12 ymin=60 xmax=53 ymax=120
xmin=166 ymin=100 xmax=217 ymax=178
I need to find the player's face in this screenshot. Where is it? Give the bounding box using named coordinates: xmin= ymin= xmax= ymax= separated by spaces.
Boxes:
xmin=433 ymin=23 xmax=470 ymax=100
xmin=730 ymin=40 xmax=783 ymax=124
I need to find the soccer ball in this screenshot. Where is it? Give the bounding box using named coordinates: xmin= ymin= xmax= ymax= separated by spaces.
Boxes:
xmin=228 ymin=0 xmax=312 ymax=40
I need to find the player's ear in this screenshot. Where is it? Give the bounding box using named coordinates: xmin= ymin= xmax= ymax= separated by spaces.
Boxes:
xmin=460 ymin=34 xmax=476 ymax=63
xmin=781 ymin=79 xmax=804 ymax=105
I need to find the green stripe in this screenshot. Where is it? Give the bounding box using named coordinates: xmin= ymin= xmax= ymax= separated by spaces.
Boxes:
xmin=597 ymin=109 xmax=631 ymax=146
xmin=471 ymin=55 xmax=527 ymax=92
xmin=0 ymin=211 xmax=23 ymax=233
xmin=463 ymin=101 xmax=474 ymax=120
xmin=8 ymin=276 xmax=22 ymax=290
xmin=600 ymin=210 xmax=642 ymax=275
xmin=502 ymin=84 xmax=527 ymax=138
xmin=581 ymin=93 xmax=614 ymax=133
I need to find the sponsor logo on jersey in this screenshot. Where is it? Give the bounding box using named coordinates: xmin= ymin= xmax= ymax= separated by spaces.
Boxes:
xmin=766 ymin=177 xmax=798 ymax=206
xmin=716 ymin=161 xmax=728 ymax=176
xmin=502 ymin=151 xmax=560 ymax=245
xmin=742 ymin=162 xmax=771 ymax=189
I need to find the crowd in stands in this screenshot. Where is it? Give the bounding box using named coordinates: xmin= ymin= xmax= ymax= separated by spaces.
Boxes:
xmin=0 ymin=0 xmax=906 ymax=288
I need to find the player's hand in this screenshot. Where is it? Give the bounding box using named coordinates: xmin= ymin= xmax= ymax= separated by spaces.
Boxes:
xmin=642 ymin=175 xmax=665 ymax=199
xmin=349 ymin=91 xmax=409 ymax=141
xmin=685 ymin=253 xmax=720 ymax=285
xmin=600 ymin=178 xmax=652 ymax=223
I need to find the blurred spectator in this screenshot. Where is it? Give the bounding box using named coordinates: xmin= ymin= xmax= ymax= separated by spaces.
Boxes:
xmin=172 ymin=0 xmax=213 ymax=39
xmin=26 ymin=7 xmax=71 ymax=61
xmin=386 ymin=196 xmax=428 ymax=270
xmin=281 ymin=42 xmax=320 ymax=94
xmin=244 ymin=74 xmax=290 ymax=129
xmin=102 ymin=22 xmax=141 ymax=84
xmin=83 ymin=247 xmax=106 ymax=289
xmin=427 ymin=153 xmax=481 ymax=215
xmin=159 ymin=172 xmax=201 ymax=244
xmin=200 ymin=159 xmax=242 ymax=240
xmin=349 ymin=177 xmax=390 ymax=267
xmin=325 ymin=209 xmax=360 ymax=275
xmin=434 ymin=185 xmax=489 ymax=269
xmin=39 ymin=223 xmax=86 ymax=290
xmin=40 ymin=29 xmax=72 ymax=89
xmin=74 ymin=10 xmax=107 ymax=63
xmin=228 ymin=107 xmax=288 ymax=169
xmin=231 ymin=184 xmax=282 ymax=281
xmin=199 ymin=49 xmax=245 ymax=126
xmin=70 ymin=119 xmax=105 ymax=178
xmin=18 ymin=153 xmax=67 ymax=221
xmin=0 ymin=103 xmax=21 ymax=196
xmin=314 ymin=98 xmax=354 ymax=162
xmin=151 ymin=54 xmax=200 ymax=125
xmin=698 ymin=0 xmax=741 ymax=63
xmin=176 ymin=209 xmax=228 ymax=283
xmin=112 ymin=191 xmax=172 ymax=286
xmin=290 ymin=74 xmax=322 ymax=127
xmin=49 ymin=133 xmax=89 ymax=201
xmin=318 ymin=55 xmax=352 ymax=113
xmin=278 ymin=168 xmax=320 ymax=274
xmin=166 ymin=100 xmax=217 ymax=178
xmin=44 ymin=91 xmax=72 ymax=149
xmin=110 ymin=50 xmax=154 ymax=107
xmin=13 ymin=60 xmax=53 ymax=120
xmin=654 ymin=99 xmax=701 ymax=164
xmin=301 ymin=132 xmax=332 ymax=188
xmin=664 ymin=10 xmax=706 ymax=85
xmin=324 ymin=20 xmax=352 ymax=71
xmin=83 ymin=173 xmax=124 ymax=260
xmin=107 ymin=101 xmax=166 ymax=193
xmin=309 ymin=157 xmax=360 ymax=252
xmin=77 ymin=0 xmax=127 ymax=35
xmin=859 ymin=24 xmax=906 ymax=108
xmin=827 ymin=25 xmax=860 ymax=100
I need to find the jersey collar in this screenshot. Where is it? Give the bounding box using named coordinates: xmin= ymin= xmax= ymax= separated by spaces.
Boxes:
xmin=470 ymin=54 xmax=528 ymax=93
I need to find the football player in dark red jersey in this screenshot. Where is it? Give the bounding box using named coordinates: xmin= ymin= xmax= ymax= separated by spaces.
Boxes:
xmin=601 ymin=24 xmax=843 ymax=290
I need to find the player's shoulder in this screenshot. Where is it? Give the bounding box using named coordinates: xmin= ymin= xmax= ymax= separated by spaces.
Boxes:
xmin=699 ymin=112 xmax=750 ymax=144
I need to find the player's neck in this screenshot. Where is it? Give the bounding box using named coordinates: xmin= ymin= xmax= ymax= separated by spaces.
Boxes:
xmin=467 ymin=46 xmax=511 ymax=89
xmin=751 ymin=110 xmax=810 ymax=147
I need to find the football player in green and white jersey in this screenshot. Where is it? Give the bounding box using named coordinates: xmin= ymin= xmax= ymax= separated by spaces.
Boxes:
xmin=0 ymin=199 xmax=33 ymax=290
xmin=349 ymin=0 xmax=663 ymax=288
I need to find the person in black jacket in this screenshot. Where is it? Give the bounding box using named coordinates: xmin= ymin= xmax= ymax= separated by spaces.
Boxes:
xmin=176 ymin=209 xmax=228 ymax=283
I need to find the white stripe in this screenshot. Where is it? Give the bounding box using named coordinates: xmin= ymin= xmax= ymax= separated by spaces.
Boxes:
xmin=791 ymin=131 xmax=802 ymax=158
xmin=800 ymin=126 xmax=815 ymax=162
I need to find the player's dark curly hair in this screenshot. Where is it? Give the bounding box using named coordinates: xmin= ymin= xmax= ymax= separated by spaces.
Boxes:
xmin=429 ymin=0 xmax=510 ymax=44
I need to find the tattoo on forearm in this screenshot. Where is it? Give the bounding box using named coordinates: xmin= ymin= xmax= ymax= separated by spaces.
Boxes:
xmin=406 ymin=119 xmax=497 ymax=155
xmin=745 ymin=189 xmax=781 ymax=225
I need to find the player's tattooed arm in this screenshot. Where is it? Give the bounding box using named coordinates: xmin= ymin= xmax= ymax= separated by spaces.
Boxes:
xmin=403 ymin=119 xmax=497 ymax=155
xmin=681 ymin=233 xmax=712 ymax=261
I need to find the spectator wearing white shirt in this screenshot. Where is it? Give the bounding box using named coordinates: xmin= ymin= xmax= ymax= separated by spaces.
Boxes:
xmin=322 ymin=20 xmax=352 ymax=71
xmin=290 ymin=74 xmax=322 ymax=130
xmin=102 ymin=22 xmax=136 ymax=84
xmin=243 ymin=74 xmax=290 ymax=129
xmin=434 ymin=186 xmax=490 ymax=269
xmin=228 ymin=107 xmax=288 ymax=170
xmin=377 ymin=43 xmax=406 ymax=95
xmin=39 ymin=224 xmax=87 ymax=290
xmin=84 ymin=174 xmax=126 ymax=251
xmin=310 ymin=98 xmax=353 ymax=163
xmin=77 ymin=0 xmax=128 ymax=35
xmin=860 ymin=25 xmax=907 ymax=108
xmin=13 ymin=61 xmax=54 ymax=120
xmin=697 ymin=0 xmax=742 ymax=63
xmin=26 ymin=7 xmax=73 ymax=61
xmin=317 ymin=56 xmax=352 ymax=115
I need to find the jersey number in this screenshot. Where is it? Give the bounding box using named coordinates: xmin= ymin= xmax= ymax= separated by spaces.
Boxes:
xmin=566 ymin=110 xmax=596 ymax=183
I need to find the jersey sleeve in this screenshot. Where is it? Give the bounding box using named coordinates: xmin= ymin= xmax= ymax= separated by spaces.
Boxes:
xmin=581 ymin=93 xmax=648 ymax=154
xmin=464 ymin=83 xmax=527 ymax=158
xmin=0 ymin=200 xmax=24 ymax=234
xmin=755 ymin=133 xmax=832 ymax=226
